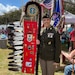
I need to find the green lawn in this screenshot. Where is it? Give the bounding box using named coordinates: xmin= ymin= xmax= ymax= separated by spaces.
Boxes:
xmin=0 ymin=49 xmax=64 ymax=75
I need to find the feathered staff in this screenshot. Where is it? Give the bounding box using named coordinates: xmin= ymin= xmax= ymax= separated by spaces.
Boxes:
xmin=22 ymin=1 xmax=41 ymax=75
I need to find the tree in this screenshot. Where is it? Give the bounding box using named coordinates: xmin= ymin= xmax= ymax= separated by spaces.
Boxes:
xmin=0 ymin=9 xmax=21 ymax=25
xmin=64 ymin=0 xmax=75 ymax=14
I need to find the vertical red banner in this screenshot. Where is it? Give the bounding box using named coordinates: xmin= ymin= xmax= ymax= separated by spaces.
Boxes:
xmin=22 ymin=20 xmax=37 ymax=74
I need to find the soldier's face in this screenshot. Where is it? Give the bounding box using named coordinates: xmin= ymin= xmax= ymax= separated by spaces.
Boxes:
xmin=43 ymin=18 xmax=51 ymax=28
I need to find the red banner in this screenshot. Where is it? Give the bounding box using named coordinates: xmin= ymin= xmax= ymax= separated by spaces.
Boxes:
xmin=22 ymin=20 xmax=38 ymax=74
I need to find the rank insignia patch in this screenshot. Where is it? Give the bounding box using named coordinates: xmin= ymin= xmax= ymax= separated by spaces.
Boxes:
xmin=47 ymin=33 xmax=54 ymax=38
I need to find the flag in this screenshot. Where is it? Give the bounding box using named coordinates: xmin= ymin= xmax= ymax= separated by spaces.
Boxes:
xmin=52 ymin=0 xmax=60 ymax=27
xmin=52 ymin=13 xmax=60 ymax=27
xmin=51 ymin=0 xmax=64 ymax=27
xmin=40 ymin=0 xmax=52 ymax=9
xmin=54 ymin=0 xmax=60 ymax=13
xmin=22 ymin=21 xmax=37 ymax=74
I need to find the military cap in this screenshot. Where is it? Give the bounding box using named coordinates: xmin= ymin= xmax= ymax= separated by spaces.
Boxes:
xmin=42 ymin=14 xmax=50 ymax=19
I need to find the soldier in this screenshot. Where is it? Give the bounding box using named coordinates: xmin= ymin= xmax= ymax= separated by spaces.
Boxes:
xmin=37 ymin=14 xmax=61 ymax=75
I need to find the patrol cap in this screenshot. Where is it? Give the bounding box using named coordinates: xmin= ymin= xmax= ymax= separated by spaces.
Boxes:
xmin=42 ymin=14 xmax=50 ymax=19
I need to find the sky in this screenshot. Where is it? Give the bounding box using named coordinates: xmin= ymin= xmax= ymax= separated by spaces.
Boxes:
xmin=0 ymin=0 xmax=29 ymax=15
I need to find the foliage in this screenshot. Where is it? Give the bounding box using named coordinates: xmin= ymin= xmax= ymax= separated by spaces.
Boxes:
xmin=0 ymin=9 xmax=21 ymax=25
xmin=64 ymin=2 xmax=75 ymax=14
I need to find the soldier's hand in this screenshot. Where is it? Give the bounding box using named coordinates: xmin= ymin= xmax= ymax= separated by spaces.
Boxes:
xmin=53 ymin=62 xmax=60 ymax=68
xmin=36 ymin=39 xmax=40 ymax=45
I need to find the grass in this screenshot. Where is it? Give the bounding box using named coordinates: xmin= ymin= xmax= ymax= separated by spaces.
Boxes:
xmin=0 ymin=48 xmax=64 ymax=75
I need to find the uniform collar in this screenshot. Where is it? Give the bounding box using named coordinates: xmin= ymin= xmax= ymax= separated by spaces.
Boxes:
xmin=46 ymin=25 xmax=52 ymax=30
xmin=46 ymin=26 xmax=53 ymax=30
